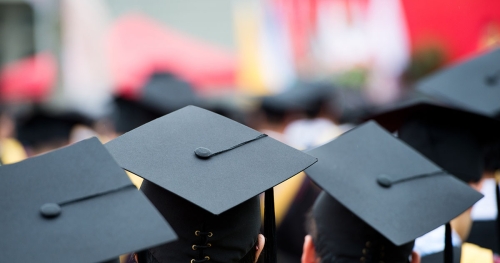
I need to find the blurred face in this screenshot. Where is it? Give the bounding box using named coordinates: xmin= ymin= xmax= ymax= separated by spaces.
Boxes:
xmin=0 ymin=113 xmax=14 ymax=140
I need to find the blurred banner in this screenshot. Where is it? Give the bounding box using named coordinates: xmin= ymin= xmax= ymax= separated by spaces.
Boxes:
xmin=232 ymin=0 xmax=500 ymax=97
xmin=1 ymin=0 xmax=499 ymax=110
xmin=403 ymin=0 xmax=500 ymax=62
xmin=108 ymin=14 xmax=237 ymax=96
xmin=61 ymin=0 xmax=112 ymax=118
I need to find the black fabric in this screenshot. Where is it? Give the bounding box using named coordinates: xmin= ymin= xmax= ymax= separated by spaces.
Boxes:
xmin=0 ymin=137 xmax=176 ymax=263
xmin=140 ymin=72 xmax=199 ymax=114
xmin=444 ymin=223 xmax=453 ymax=263
xmin=417 ymin=48 xmax=500 ymax=118
xmin=106 ymin=106 xmax=317 ymax=215
xmin=113 ymin=96 xmax=164 ymax=134
xmin=466 ymin=220 xmax=499 ymax=254
xmin=305 ymin=121 xmax=483 ymax=246
xmin=421 ymin=246 xmax=461 ymax=263
xmin=260 ymin=81 xmax=338 ymax=119
xmin=264 ymin=188 xmax=277 ymax=263
xmin=101 ymin=258 xmax=121 ymax=263
xmin=313 ymin=192 xmax=414 ymax=263
xmin=370 ymin=97 xmax=500 ymax=142
xmin=16 ymin=108 xmax=94 ymax=148
xmin=113 ymin=72 xmax=199 ymax=134
xmin=141 ymin=180 xmax=261 ymax=263
xmin=484 ymin=141 xmax=500 ymax=173
xmin=398 ymin=116 xmax=484 ymax=183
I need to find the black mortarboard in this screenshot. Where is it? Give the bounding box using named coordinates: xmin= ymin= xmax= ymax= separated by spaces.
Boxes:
xmin=484 ymin=137 xmax=500 ymax=173
xmin=113 ymin=96 xmax=163 ymax=134
xmin=370 ymin=97 xmax=500 ymax=184
xmin=413 ymin=48 xmax=500 ymax=254
xmin=369 ymin=96 xmax=500 ymax=138
xmin=305 ymin=121 xmax=482 ymax=262
xmin=16 ymin=107 xmax=94 ymax=150
xmin=113 ymin=72 xmax=199 ymax=133
xmin=140 ymin=72 xmax=199 ymax=114
xmin=261 ymin=81 xmax=338 ymax=119
xmin=0 ymin=137 xmax=177 ymax=263
xmin=416 ymin=48 xmax=500 ymax=118
xmin=105 ymin=106 xmax=317 ymax=263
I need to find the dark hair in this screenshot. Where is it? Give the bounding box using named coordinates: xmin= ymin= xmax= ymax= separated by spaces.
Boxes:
xmin=484 ymin=141 xmax=500 ymax=173
xmin=136 ymin=240 xmax=263 ymax=263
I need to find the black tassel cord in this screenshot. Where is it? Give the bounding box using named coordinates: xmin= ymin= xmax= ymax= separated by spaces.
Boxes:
xmin=264 ymin=188 xmax=277 ymax=263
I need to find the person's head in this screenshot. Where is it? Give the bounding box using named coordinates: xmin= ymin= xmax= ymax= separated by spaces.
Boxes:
xmin=301 ymin=192 xmax=420 ymax=263
xmin=483 ymin=140 xmax=500 ymax=176
xmin=135 ymin=180 xmax=265 ymax=263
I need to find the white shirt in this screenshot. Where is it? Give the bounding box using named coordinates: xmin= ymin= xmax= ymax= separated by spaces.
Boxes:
xmin=414 ymin=225 xmax=462 ymax=257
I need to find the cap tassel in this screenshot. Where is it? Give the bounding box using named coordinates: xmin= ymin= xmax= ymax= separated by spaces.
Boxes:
xmin=444 ymin=223 xmax=453 ymax=263
xmin=264 ymin=188 xmax=277 ymax=263
xmin=495 ymin=172 xmax=500 ymax=253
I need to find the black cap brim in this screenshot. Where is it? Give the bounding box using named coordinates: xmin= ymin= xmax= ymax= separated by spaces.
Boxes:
xmin=0 ymin=138 xmax=177 ymax=262
xmin=305 ymin=121 xmax=483 ymax=246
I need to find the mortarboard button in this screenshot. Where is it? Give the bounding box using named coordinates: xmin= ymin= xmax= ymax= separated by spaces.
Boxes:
xmin=40 ymin=203 xmax=61 ymax=218
xmin=376 ymin=175 xmax=392 ymax=188
xmin=194 ymin=147 xmax=212 ymax=158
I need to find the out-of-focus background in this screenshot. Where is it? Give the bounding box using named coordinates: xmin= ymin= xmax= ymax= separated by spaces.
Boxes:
xmin=1 ymin=0 xmax=500 ymax=157
xmin=1 ymin=1 xmax=499 ymax=262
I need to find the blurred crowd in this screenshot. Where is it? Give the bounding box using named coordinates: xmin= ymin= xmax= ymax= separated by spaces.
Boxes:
xmin=1 ymin=1 xmax=500 ymax=263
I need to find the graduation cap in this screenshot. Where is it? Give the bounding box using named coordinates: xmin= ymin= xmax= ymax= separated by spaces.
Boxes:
xmin=416 ymin=48 xmax=500 ymax=119
xmin=370 ymin=95 xmax=500 ymax=183
xmin=0 ymin=137 xmax=177 ymax=263
xmin=305 ymin=121 xmax=482 ymax=262
xmin=113 ymin=72 xmax=200 ymax=133
xmin=261 ymin=81 xmax=338 ymax=119
xmin=105 ymin=106 xmax=317 ymax=263
xmin=16 ymin=107 xmax=94 ymax=151
xmin=413 ymin=48 xmax=500 ymax=254
xmin=113 ymin=96 xmax=164 ymax=134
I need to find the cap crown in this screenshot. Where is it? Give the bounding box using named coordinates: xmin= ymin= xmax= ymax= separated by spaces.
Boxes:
xmin=417 ymin=48 xmax=500 ymax=118
xmin=0 ymin=137 xmax=176 ymax=263
xmin=106 ymin=106 xmax=317 ymax=214
xmin=305 ymin=121 xmax=483 ymax=245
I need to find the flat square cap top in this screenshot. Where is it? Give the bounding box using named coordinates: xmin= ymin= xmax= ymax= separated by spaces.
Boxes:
xmin=0 ymin=137 xmax=176 ymax=263
xmin=106 ymin=106 xmax=317 ymax=215
xmin=305 ymin=121 xmax=483 ymax=246
xmin=417 ymin=48 xmax=500 ymax=118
